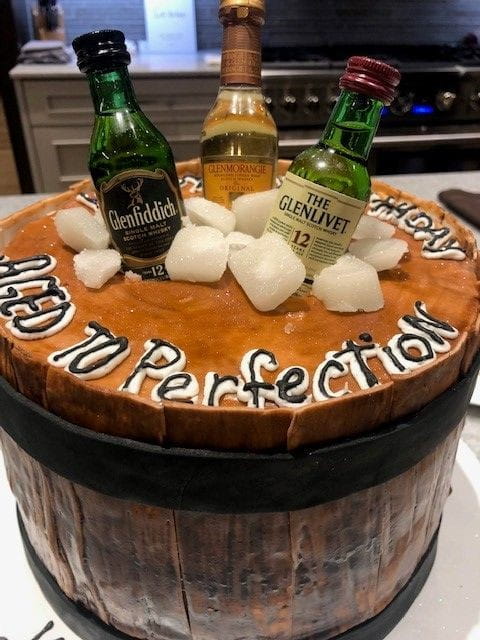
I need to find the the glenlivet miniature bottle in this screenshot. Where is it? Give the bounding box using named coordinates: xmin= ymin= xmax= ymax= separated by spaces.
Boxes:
xmin=72 ymin=30 xmax=184 ymax=280
xmin=201 ymin=0 xmax=278 ymax=208
xmin=264 ymin=56 xmax=401 ymax=295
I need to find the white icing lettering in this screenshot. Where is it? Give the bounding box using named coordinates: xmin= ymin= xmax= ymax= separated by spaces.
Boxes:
xmin=329 ymin=340 xmax=379 ymax=390
xmin=39 ymin=300 xmax=458 ymax=407
xmin=6 ymin=302 xmax=76 ymax=341
xmin=312 ymin=359 xmax=350 ymax=401
xmin=0 ymin=282 xmax=69 ymax=319
xmin=48 ymin=321 xmax=130 ymax=380
xmin=387 ymin=333 xmax=436 ymax=370
xmin=375 ymin=345 xmax=410 ymax=375
xmin=178 ymin=174 xmax=203 ymax=194
xmin=0 ymin=255 xmax=75 ymax=340
xmin=368 ymin=194 xmax=466 ymax=261
xmin=121 ymin=339 xmax=186 ymax=395
xmin=397 ymin=300 xmax=458 ymax=354
xmin=76 ymin=192 xmax=99 ymax=211
xmin=0 ymin=254 xmax=57 ymax=284
xmin=153 ymin=372 xmax=199 ymax=403
xmin=274 ymin=366 xmax=311 ymax=407
xmin=202 ymin=372 xmax=240 ymax=407
xmin=238 ymin=349 xmax=278 ymax=408
xmin=0 ymin=276 xmax=59 ymax=299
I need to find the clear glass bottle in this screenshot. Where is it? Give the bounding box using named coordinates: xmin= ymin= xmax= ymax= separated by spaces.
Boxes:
xmin=72 ymin=30 xmax=184 ymax=280
xmin=201 ymin=0 xmax=278 ymax=208
xmin=264 ymin=56 xmax=401 ymax=295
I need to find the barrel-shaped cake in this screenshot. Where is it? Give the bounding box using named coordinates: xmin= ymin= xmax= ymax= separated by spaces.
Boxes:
xmin=0 ymin=159 xmax=479 ymax=640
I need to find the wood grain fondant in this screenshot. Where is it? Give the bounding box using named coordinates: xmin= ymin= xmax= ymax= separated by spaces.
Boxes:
xmin=0 ymin=422 xmax=462 ymax=640
xmin=0 ymin=161 xmax=478 ymax=451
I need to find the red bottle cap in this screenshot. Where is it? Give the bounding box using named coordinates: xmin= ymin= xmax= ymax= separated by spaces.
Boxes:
xmin=339 ymin=56 xmax=401 ymax=105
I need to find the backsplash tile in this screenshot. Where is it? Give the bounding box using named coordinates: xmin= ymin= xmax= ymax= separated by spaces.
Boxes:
xmin=63 ymin=0 xmax=146 ymax=42
xmin=11 ymin=0 xmax=480 ymax=49
xmin=196 ymin=0 xmax=480 ymax=49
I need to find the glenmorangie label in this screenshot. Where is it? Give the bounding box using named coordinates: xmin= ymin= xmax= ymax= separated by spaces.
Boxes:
xmin=265 ymin=171 xmax=366 ymax=295
xmin=98 ymin=168 xmax=182 ymax=280
xmin=203 ymin=159 xmax=274 ymax=208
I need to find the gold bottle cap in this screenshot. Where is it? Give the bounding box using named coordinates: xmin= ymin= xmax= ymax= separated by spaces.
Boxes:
xmin=219 ymin=0 xmax=265 ymax=11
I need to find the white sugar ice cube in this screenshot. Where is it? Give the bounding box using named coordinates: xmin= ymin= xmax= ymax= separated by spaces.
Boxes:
xmin=55 ymin=207 xmax=110 ymax=252
xmin=312 ymin=254 xmax=384 ymax=312
xmin=185 ymin=197 xmax=235 ymax=235
xmin=352 ymin=215 xmax=395 ymax=240
xmin=124 ymin=270 xmax=142 ymax=282
xmin=93 ymin=209 xmax=107 ymax=229
xmin=228 ymin=232 xmax=306 ymax=312
xmin=73 ymin=249 xmax=121 ymax=289
xmin=349 ymin=238 xmax=408 ymax=271
xmin=226 ymin=231 xmax=255 ymax=256
xmin=232 ymin=189 xmax=278 ymax=238
xmin=165 ymin=226 xmax=228 ymax=282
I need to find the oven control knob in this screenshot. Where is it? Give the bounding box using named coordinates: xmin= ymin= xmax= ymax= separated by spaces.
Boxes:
xmin=264 ymin=95 xmax=274 ymax=112
xmin=389 ymin=94 xmax=413 ymax=116
xmin=470 ymin=91 xmax=480 ymax=111
xmin=281 ymin=93 xmax=297 ymax=112
xmin=304 ymin=94 xmax=320 ymax=111
xmin=435 ymin=90 xmax=456 ymax=111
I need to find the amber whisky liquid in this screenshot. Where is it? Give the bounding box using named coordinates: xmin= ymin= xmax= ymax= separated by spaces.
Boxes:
xmin=201 ymin=88 xmax=277 ymax=207
xmin=200 ymin=2 xmax=278 ymax=208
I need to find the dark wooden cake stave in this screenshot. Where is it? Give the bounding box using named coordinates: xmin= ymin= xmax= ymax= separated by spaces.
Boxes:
xmin=1 ymin=422 xmax=462 ymax=640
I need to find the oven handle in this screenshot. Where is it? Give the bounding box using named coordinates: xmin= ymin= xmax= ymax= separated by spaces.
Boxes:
xmin=280 ymin=132 xmax=480 ymax=149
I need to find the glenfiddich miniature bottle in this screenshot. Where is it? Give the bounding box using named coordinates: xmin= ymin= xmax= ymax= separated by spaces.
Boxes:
xmin=72 ymin=30 xmax=184 ymax=280
xmin=200 ymin=0 xmax=278 ymax=208
xmin=264 ymin=56 xmax=401 ymax=295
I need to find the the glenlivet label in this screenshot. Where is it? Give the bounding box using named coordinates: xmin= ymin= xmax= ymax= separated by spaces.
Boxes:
xmin=265 ymin=171 xmax=366 ymax=295
xmin=98 ymin=168 xmax=183 ymax=280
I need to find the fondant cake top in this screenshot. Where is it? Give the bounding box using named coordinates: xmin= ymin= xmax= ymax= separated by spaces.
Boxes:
xmin=0 ymin=160 xmax=478 ymax=451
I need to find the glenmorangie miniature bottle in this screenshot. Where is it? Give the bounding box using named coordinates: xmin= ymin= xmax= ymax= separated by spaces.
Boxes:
xmin=264 ymin=57 xmax=401 ymax=295
xmin=201 ymin=0 xmax=278 ymax=208
xmin=72 ymin=30 xmax=184 ymax=280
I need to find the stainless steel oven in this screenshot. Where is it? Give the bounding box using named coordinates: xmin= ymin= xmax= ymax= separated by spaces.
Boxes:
xmin=261 ymin=60 xmax=480 ymax=173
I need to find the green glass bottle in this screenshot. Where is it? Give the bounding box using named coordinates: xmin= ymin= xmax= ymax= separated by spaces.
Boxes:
xmin=72 ymin=30 xmax=184 ymax=280
xmin=264 ymin=56 xmax=401 ymax=295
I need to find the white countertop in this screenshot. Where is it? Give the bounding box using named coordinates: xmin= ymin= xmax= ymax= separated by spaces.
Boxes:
xmin=9 ymin=52 xmax=220 ymax=79
xmin=10 ymin=51 xmax=480 ymax=80
xmin=382 ymin=171 xmax=480 ymax=244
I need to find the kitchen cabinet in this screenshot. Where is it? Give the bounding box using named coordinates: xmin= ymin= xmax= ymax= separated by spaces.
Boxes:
xmin=0 ymin=101 xmax=20 ymax=194
xmin=12 ymin=72 xmax=219 ymax=192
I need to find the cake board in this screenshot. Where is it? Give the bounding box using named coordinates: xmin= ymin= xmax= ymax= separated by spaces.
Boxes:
xmin=0 ymin=440 xmax=479 ymax=640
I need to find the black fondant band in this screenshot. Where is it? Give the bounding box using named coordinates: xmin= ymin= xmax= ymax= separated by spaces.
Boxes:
xmin=1 ymin=352 xmax=478 ymax=513
xmin=19 ymin=510 xmax=439 ymax=640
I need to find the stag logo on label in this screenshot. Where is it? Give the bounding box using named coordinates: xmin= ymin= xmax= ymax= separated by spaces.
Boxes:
xmin=121 ymin=178 xmax=144 ymax=209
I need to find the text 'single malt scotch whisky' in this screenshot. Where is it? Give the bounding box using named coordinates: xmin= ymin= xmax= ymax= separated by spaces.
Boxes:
xmin=264 ymin=57 xmax=401 ymax=295
xmin=72 ymin=30 xmax=184 ymax=280
xmin=201 ymin=0 xmax=278 ymax=208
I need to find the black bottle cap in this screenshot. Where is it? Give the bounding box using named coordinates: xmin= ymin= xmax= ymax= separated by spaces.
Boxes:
xmin=72 ymin=30 xmax=131 ymax=73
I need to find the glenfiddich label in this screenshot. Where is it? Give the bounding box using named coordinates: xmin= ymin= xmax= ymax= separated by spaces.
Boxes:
xmin=98 ymin=168 xmax=183 ymax=280
xmin=265 ymin=171 xmax=366 ymax=295
xmin=203 ymin=160 xmax=274 ymax=208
